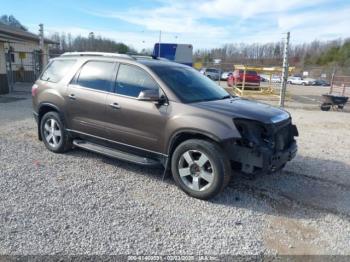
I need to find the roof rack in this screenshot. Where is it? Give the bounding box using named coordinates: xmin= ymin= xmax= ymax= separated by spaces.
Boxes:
xmin=131 ymin=55 xmax=154 ymax=60
xmin=60 ymin=52 xmax=173 ymax=63
xmin=130 ymin=54 xmax=171 ymax=62
xmin=60 ymin=52 xmax=134 ymax=60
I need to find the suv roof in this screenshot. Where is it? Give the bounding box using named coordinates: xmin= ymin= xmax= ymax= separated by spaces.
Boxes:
xmin=57 ymin=52 xmax=186 ymax=69
xmin=59 ymin=52 xmax=177 ymax=65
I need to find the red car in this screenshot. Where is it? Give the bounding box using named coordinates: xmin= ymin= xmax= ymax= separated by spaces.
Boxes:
xmin=227 ymin=70 xmax=260 ymax=87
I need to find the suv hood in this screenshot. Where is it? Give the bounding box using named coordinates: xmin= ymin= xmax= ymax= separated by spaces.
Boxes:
xmin=193 ymin=98 xmax=290 ymax=124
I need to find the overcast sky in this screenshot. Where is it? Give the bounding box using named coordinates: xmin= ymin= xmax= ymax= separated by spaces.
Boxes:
xmin=2 ymin=0 xmax=350 ymax=50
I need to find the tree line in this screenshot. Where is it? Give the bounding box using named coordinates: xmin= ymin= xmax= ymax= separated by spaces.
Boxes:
xmin=49 ymin=32 xmax=136 ymax=55
xmin=0 ymin=15 xmax=27 ymax=31
xmin=194 ymin=39 xmax=350 ymax=72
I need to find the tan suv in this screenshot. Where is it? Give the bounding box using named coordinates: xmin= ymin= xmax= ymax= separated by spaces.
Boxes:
xmin=32 ymin=52 xmax=298 ymax=199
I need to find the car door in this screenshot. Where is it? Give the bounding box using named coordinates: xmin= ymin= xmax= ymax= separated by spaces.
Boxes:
xmin=66 ymin=60 xmax=116 ymax=138
xmin=105 ymin=63 xmax=169 ymax=153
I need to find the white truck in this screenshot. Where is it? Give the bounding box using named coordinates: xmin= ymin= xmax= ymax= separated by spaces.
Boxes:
xmin=287 ymin=76 xmax=313 ymax=86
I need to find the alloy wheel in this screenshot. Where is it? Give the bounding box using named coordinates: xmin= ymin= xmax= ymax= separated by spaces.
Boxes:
xmin=178 ymin=150 xmax=214 ymax=192
xmin=43 ymin=118 xmax=62 ymax=148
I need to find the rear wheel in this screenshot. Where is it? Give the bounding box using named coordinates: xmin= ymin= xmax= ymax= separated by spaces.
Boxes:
xmin=171 ymin=139 xmax=231 ymax=199
xmin=40 ymin=111 xmax=72 ymax=153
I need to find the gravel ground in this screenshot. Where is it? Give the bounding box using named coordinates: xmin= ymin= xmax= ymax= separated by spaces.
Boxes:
xmin=1 ymin=94 xmax=350 ymax=256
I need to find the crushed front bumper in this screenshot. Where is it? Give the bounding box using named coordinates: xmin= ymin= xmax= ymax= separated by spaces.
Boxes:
xmin=226 ymin=140 xmax=297 ymax=174
xmin=262 ymin=141 xmax=297 ymax=172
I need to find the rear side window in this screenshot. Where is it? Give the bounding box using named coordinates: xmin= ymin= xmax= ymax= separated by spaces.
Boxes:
xmin=116 ymin=64 xmax=158 ymax=97
xmin=40 ymin=59 xmax=76 ymax=83
xmin=76 ymin=61 xmax=115 ymax=92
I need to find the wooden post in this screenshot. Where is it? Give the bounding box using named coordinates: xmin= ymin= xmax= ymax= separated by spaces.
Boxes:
xmin=330 ymin=67 xmax=336 ymax=94
xmin=242 ymin=67 xmax=246 ymax=97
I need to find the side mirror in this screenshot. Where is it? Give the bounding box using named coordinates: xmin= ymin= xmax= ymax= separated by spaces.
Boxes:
xmin=137 ymin=89 xmax=160 ymax=102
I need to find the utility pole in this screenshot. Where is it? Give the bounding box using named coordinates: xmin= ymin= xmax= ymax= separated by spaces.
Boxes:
xmin=279 ymin=32 xmax=290 ymax=107
xmin=158 ymin=30 xmax=162 ymax=58
xmin=39 ymin=24 xmax=44 ymax=50
xmin=38 ymin=24 xmax=46 ymax=70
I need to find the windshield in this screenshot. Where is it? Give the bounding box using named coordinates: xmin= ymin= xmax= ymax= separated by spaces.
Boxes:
xmin=150 ymin=66 xmax=229 ymax=103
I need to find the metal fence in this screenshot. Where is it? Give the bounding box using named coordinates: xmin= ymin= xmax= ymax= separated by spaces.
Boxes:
xmin=5 ymin=50 xmax=42 ymax=92
xmin=330 ymin=75 xmax=350 ymax=96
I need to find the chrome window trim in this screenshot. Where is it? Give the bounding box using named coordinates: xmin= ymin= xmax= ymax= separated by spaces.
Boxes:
xmin=68 ymin=84 xmax=111 ymax=95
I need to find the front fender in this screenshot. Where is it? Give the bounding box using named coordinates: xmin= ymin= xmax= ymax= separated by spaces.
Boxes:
xmin=163 ymin=114 xmax=241 ymax=154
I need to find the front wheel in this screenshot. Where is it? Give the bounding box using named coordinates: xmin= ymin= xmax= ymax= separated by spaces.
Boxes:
xmin=171 ymin=139 xmax=231 ymax=199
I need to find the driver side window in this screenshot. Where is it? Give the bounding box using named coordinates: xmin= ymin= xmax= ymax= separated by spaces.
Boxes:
xmin=116 ymin=64 xmax=159 ymax=97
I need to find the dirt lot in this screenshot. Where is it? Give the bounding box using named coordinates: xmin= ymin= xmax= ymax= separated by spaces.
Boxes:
xmin=1 ymin=92 xmax=350 ymax=255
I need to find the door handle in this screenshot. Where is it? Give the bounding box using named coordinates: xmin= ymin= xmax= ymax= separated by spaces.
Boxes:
xmin=109 ymin=102 xmax=121 ymax=109
xmin=68 ymin=94 xmax=76 ymax=100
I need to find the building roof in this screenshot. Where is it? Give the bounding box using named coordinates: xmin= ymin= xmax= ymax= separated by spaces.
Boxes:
xmin=0 ymin=23 xmax=58 ymax=44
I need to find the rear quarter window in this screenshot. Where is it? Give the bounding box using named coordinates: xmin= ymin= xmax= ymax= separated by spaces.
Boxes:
xmin=40 ymin=59 xmax=76 ymax=83
xmin=76 ymin=61 xmax=115 ymax=92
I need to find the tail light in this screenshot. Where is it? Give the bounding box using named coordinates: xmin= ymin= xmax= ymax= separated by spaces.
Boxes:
xmin=31 ymin=84 xmax=38 ymax=96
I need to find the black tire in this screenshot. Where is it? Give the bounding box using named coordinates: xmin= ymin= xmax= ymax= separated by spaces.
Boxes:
xmin=171 ymin=139 xmax=231 ymax=200
xmin=302 ymin=82 xmax=306 ymax=86
xmin=287 ymin=81 xmax=292 ymax=84
xmin=320 ymin=104 xmax=331 ymax=111
xmin=40 ymin=111 xmax=72 ymax=153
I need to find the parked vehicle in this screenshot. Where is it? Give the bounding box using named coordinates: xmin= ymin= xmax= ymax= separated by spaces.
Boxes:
xmin=259 ymin=74 xmax=269 ymax=82
xmin=227 ymin=70 xmax=260 ymax=87
xmin=153 ymin=43 xmax=193 ymax=66
xmin=287 ymin=76 xmax=313 ymax=86
xmin=221 ymin=71 xmax=232 ymax=80
xmin=32 ymin=52 xmax=298 ymax=199
xmin=312 ymin=79 xmax=330 ymax=86
xmin=200 ymin=68 xmax=221 ymax=80
xmin=270 ymin=75 xmax=282 ymax=83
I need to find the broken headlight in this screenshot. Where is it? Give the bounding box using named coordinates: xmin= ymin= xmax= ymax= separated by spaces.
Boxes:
xmin=233 ymin=119 xmax=273 ymax=149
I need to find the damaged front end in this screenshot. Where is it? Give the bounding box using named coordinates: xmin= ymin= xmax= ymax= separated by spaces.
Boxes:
xmin=226 ymin=117 xmax=298 ymax=174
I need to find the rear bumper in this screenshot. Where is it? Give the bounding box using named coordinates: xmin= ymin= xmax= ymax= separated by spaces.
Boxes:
xmin=235 ymin=81 xmax=260 ymax=86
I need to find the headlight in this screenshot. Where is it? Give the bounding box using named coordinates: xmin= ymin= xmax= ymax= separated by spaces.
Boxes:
xmin=233 ymin=119 xmax=269 ymax=148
